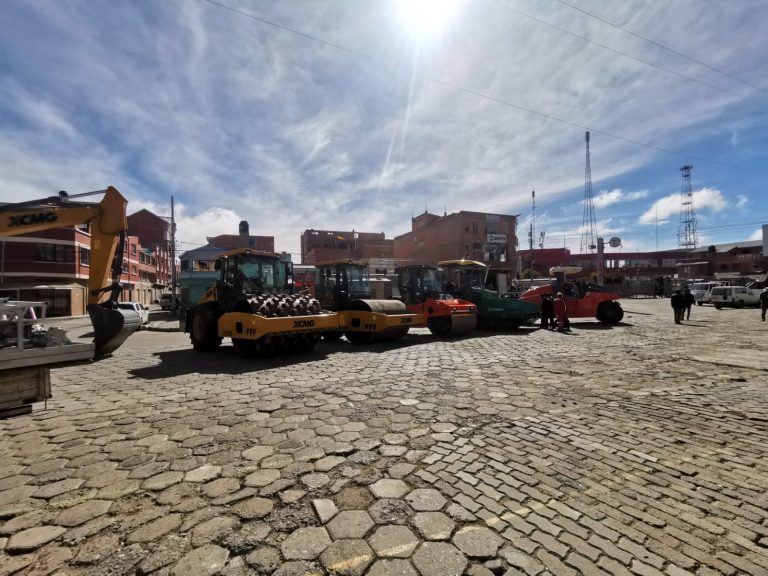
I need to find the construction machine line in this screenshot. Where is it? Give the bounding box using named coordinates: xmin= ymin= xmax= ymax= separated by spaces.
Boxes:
xmin=396 ymin=264 xmax=477 ymax=337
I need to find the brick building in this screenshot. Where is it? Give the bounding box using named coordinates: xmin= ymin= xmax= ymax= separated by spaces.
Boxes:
xmin=126 ymin=209 xmax=172 ymax=293
xmin=393 ymin=210 xmax=518 ymax=290
xmin=300 ymin=229 xmax=393 ymax=265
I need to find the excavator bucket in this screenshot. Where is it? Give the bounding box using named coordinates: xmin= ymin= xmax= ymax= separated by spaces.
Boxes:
xmin=88 ymin=304 xmax=141 ymax=358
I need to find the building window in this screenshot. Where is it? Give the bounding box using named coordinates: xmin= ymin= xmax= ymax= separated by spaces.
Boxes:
xmin=131 ymin=265 xmax=137 ymax=275
xmin=35 ymin=244 xmax=74 ymax=263
xmin=80 ymin=248 xmax=90 ymax=266
xmin=472 ymin=221 xmax=479 ymax=233
xmin=131 ymin=244 xmax=137 ymax=255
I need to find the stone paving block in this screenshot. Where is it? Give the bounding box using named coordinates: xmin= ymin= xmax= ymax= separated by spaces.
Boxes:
xmin=370 ymin=479 xmax=410 ymax=499
xmin=320 ymin=538 xmax=374 ymax=576
xmin=281 ymin=526 xmax=331 ymax=560
xmin=413 ymin=511 xmax=456 ymax=540
xmin=6 ymin=525 xmax=67 ymax=552
xmin=326 ymin=510 xmax=374 ymax=539
xmin=173 ymin=543 xmax=229 ymax=576
xmin=244 ymin=469 xmax=280 ymax=487
xmin=406 ymin=488 xmax=448 ymax=511
xmin=369 ymin=525 xmax=420 ymax=558
xmin=142 ymin=471 xmax=184 ymax=491
xmin=55 ymin=499 xmax=112 ymax=527
xmin=412 ymin=541 xmax=468 ymax=576
xmin=232 ymin=496 xmax=274 ymax=519
xmin=184 ymin=464 xmax=222 ymax=483
xmin=453 ymin=525 xmax=503 ymax=558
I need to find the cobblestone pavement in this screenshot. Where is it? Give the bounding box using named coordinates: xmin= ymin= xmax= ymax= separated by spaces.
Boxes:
xmin=1 ymin=299 xmax=767 ymax=576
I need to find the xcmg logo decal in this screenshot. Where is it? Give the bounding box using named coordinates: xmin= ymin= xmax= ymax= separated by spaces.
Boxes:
xmin=9 ymin=212 xmax=58 ymax=227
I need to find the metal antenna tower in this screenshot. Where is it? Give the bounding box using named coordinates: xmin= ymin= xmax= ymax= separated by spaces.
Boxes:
xmin=580 ymin=131 xmax=597 ymax=253
xmin=677 ymin=164 xmax=698 ymax=249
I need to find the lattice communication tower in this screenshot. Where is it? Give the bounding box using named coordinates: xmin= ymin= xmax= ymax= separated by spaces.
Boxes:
xmin=677 ymin=164 xmax=698 ymax=249
xmin=580 ymin=131 xmax=597 ymax=253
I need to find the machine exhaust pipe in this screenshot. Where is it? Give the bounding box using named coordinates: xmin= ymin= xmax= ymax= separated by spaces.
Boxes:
xmin=88 ymin=304 xmax=141 ymax=359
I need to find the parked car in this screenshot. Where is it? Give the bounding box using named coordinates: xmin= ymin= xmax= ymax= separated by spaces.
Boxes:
xmin=117 ymin=302 xmax=149 ymax=327
xmin=709 ymin=286 xmax=760 ymax=309
xmin=160 ymin=294 xmax=179 ymax=311
xmin=690 ymin=281 xmax=730 ymax=306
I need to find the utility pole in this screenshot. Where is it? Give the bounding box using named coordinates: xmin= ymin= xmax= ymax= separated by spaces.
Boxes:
xmin=678 ymin=164 xmax=698 ymax=249
xmin=596 ymin=237 xmax=605 ymax=285
xmin=529 ymin=190 xmax=535 ymax=282
xmin=170 ymin=196 xmax=177 ymax=313
xmin=580 ymin=131 xmax=598 ymax=255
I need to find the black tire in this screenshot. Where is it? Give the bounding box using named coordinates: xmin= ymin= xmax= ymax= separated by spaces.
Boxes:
xmin=714 ymin=304 xmax=722 ymax=310
xmin=736 ymin=300 xmax=744 ymax=309
xmin=596 ymin=301 xmax=623 ymax=324
xmin=189 ymin=305 xmax=222 ymax=352
xmin=697 ymin=301 xmax=703 ymax=306
xmin=428 ymin=316 xmax=452 ymax=337
xmin=322 ymin=331 xmax=342 ymax=342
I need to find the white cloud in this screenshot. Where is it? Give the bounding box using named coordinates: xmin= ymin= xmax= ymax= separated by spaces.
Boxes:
xmin=639 ymin=188 xmax=728 ymax=225
xmin=749 ymin=228 xmax=763 ymax=241
xmin=592 ymin=188 xmax=648 ymax=209
xmin=735 ymin=195 xmax=748 ymax=209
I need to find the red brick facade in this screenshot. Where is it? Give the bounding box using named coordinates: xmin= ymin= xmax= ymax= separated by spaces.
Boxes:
xmin=393 ymin=211 xmax=518 ymax=274
xmin=301 ymin=230 xmax=393 ymax=264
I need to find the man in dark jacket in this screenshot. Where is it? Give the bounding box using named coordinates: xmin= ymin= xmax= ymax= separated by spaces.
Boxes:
xmin=683 ymin=287 xmax=695 ymax=320
xmin=540 ymin=295 xmax=555 ymax=329
xmin=760 ymin=288 xmax=768 ymax=321
xmin=671 ymin=289 xmax=686 ymax=324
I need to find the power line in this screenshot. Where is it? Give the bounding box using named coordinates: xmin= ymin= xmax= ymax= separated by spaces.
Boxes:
xmin=555 ymin=0 xmax=768 ymax=96
xmin=486 ymin=0 xmax=763 ymax=107
xmin=200 ymin=0 xmax=768 ymax=177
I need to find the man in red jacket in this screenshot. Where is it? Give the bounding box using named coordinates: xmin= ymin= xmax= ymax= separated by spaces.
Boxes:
xmin=554 ymin=292 xmax=570 ymax=332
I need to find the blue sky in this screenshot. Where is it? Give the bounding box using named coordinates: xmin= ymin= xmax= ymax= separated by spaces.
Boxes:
xmin=2 ymin=0 xmax=767 ymax=258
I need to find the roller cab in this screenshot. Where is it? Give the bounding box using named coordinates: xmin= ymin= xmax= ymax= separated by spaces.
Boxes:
xmin=396 ymin=264 xmax=477 ymax=337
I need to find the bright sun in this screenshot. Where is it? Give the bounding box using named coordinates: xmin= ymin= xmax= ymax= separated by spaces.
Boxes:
xmin=396 ymin=0 xmax=461 ymax=37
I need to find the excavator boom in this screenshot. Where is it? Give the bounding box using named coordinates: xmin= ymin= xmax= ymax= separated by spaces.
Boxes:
xmin=0 ymin=187 xmax=141 ymax=358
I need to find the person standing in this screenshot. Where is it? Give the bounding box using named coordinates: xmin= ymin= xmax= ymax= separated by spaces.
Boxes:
xmin=760 ymin=287 xmax=768 ymax=321
xmin=671 ymin=289 xmax=686 ymax=324
xmin=683 ymin=287 xmax=695 ymax=320
xmin=540 ymin=295 xmax=555 ymax=329
xmin=553 ymin=292 xmax=570 ymax=332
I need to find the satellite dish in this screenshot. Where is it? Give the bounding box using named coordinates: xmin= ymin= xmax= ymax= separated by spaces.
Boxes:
xmin=609 ymin=237 xmax=622 ymax=248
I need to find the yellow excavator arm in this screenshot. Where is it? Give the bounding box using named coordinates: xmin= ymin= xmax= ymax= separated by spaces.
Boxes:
xmin=0 ymin=187 xmax=141 ymax=357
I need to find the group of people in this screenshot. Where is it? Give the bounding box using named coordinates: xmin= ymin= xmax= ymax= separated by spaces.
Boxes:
xmin=540 ymin=292 xmax=570 ymax=332
xmin=670 ymin=287 xmax=696 ymax=324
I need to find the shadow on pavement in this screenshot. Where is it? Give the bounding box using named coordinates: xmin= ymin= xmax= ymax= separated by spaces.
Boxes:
xmin=561 ymin=321 xmax=634 ymax=330
xmin=127 ymin=329 xmax=513 ymax=380
xmin=128 ymin=346 xmax=333 ymax=379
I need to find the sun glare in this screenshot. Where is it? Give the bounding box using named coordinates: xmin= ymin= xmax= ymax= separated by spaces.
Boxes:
xmin=397 ymin=0 xmax=461 ymax=37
